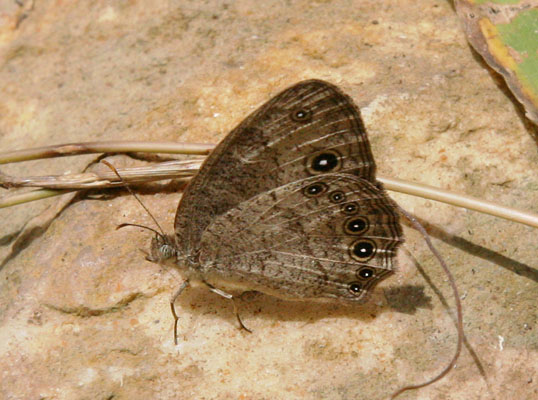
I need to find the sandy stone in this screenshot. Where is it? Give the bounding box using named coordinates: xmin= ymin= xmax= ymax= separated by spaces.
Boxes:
xmin=0 ymin=1 xmax=536 ymax=399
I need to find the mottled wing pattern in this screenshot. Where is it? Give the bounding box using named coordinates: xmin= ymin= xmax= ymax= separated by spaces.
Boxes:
xmin=175 ymin=80 xmax=377 ymax=256
xmin=198 ymin=174 xmax=403 ymax=301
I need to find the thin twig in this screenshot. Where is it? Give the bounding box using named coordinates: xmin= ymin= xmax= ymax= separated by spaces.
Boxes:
xmin=379 ymin=176 xmax=538 ymax=229
xmin=0 ymin=141 xmax=213 ymax=164
xmin=390 ymin=206 xmax=464 ymax=399
xmin=0 ymin=189 xmax=74 ymax=207
xmin=1 ymin=141 xmax=537 ymax=230
xmin=1 ymin=160 xmax=200 ymax=189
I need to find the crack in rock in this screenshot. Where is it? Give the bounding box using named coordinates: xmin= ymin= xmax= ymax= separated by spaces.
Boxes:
xmin=44 ymin=292 xmax=145 ymax=317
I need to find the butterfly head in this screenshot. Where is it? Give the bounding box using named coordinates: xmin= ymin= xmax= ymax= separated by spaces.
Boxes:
xmin=148 ymin=233 xmax=178 ymax=264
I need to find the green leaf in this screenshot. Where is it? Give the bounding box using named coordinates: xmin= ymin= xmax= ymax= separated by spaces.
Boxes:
xmin=456 ymin=0 xmax=538 ymax=124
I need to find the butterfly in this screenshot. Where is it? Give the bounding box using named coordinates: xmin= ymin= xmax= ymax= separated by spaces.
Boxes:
xmin=147 ymin=79 xmax=404 ymax=323
xmin=111 ymin=79 xmax=463 ymax=398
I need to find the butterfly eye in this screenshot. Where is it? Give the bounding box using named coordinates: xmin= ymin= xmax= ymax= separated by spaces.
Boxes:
xmin=328 ymin=190 xmax=346 ymax=203
xmin=357 ymin=267 xmax=375 ymax=280
xmin=341 ymin=202 xmax=360 ymax=215
xmin=303 ymin=182 xmax=328 ymax=197
xmin=307 ymin=150 xmax=341 ymax=174
xmin=348 ymin=282 xmax=363 ymax=295
xmin=344 ymin=217 xmax=369 ymax=235
xmin=290 ymin=107 xmax=312 ymax=122
xmin=349 ymin=239 xmax=376 ymax=261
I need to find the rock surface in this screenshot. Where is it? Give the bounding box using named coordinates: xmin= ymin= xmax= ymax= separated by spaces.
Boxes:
xmin=1 ymin=1 xmax=536 ymax=399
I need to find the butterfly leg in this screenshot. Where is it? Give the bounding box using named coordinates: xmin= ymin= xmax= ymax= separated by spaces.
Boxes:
xmin=203 ymin=282 xmax=253 ymax=333
xmin=170 ymin=280 xmax=190 ymax=345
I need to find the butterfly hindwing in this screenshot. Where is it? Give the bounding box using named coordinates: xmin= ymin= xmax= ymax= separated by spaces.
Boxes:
xmin=198 ymin=174 xmax=403 ymax=301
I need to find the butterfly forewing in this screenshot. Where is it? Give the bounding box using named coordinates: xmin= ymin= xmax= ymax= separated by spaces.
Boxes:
xmin=198 ymin=174 xmax=403 ymax=301
xmin=175 ymin=80 xmax=377 ymax=256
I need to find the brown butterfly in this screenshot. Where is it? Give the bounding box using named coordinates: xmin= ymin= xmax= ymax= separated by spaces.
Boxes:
xmin=149 ymin=79 xmax=403 ymax=318
xmin=125 ymin=79 xmax=462 ymax=399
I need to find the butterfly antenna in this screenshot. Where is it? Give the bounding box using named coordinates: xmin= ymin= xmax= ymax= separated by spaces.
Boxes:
xmin=116 ymin=223 xmax=163 ymax=237
xmin=101 ymin=160 xmax=167 ymax=237
xmin=390 ymin=205 xmax=463 ymax=400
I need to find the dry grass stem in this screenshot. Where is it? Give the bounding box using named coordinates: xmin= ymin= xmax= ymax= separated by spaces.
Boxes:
xmin=1 ymin=141 xmax=536 ymax=229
